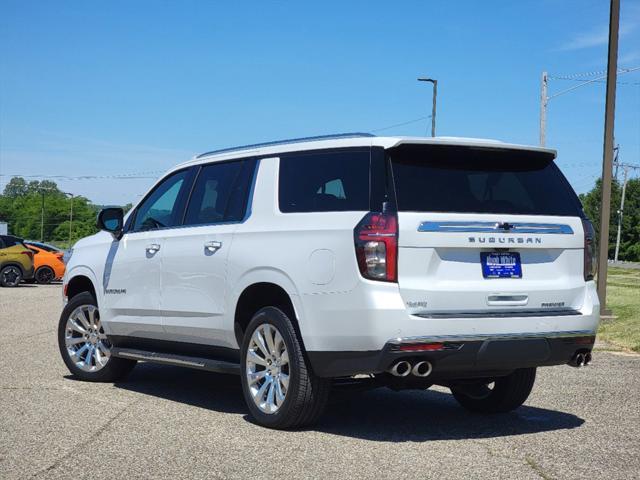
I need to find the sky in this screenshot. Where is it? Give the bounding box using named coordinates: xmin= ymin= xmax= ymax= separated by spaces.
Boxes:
xmin=1 ymin=0 xmax=639 ymax=205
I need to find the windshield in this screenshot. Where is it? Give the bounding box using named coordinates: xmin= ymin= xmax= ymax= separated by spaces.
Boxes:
xmin=388 ymin=145 xmax=582 ymax=216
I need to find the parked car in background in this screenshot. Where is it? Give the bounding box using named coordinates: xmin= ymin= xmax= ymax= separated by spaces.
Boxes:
xmin=24 ymin=241 xmax=66 ymax=284
xmin=0 ymin=235 xmax=34 ymax=287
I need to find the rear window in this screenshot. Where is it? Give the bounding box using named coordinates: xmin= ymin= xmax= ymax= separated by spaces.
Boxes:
xmin=389 ymin=145 xmax=582 ymax=216
xmin=279 ymin=149 xmax=370 ymax=213
xmin=0 ymin=236 xmax=25 ymax=247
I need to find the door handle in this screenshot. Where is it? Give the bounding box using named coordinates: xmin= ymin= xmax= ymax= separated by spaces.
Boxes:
xmin=204 ymin=240 xmax=222 ymax=253
xmin=146 ymin=243 xmax=161 ymax=255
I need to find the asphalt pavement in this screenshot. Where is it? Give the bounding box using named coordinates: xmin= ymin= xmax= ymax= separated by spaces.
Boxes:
xmin=1 ymin=284 xmax=638 ymax=479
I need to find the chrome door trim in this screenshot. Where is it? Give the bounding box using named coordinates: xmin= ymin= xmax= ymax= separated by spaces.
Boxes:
xmin=417 ymin=221 xmax=574 ymax=234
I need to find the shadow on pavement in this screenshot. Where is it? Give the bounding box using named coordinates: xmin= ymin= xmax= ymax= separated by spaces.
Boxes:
xmin=316 ymin=388 xmax=584 ymax=441
xmin=112 ymin=363 xmax=246 ymax=415
xmin=111 ymin=363 xmax=584 ymax=441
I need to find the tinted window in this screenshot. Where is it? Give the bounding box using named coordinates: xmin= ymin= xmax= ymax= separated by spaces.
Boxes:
xmin=1 ymin=236 xmax=24 ymax=247
xmin=184 ymin=160 xmax=254 ymax=225
xmin=279 ymin=150 xmax=370 ymax=213
xmin=389 ymin=145 xmax=582 ymax=216
xmin=133 ymin=170 xmax=190 ymax=231
xmin=26 ymin=242 xmax=61 ymax=252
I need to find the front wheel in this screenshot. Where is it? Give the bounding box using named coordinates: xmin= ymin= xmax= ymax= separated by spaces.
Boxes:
xmin=450 ymin=368 xmax=536 ymax=414
xmin=240 ymin=307 xmax=330 ymax=429
xmin=58 ymin=291 xmax=136 ymax=382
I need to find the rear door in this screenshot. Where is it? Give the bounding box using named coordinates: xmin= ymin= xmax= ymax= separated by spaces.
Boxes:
xmin=388 ymin=144 xmax=587 ymax=317
xmin=159 ymin=158 xmax=256 ymax=346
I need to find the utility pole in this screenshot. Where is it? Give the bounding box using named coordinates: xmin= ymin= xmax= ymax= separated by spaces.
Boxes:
xmin=418 ymin=77 xmax=437 ymax=137
xmin=596 ymin=0 xmax=620 ymax=315
xmin=614 ymin=161 xmax=640 ymax=262
xmin=614 ymin=164 xmax=629 ymax=262
xmin=539 ymin=72 xmax=548 ymax=146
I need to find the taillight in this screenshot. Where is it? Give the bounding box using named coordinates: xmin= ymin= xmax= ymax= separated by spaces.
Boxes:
xmin=21 ymin=251 xmax=33 ymax=260
xmin=354 ymin=211 xmax=398 ymax=282
xmin=582 ymin=218 xmax=597 ymax=281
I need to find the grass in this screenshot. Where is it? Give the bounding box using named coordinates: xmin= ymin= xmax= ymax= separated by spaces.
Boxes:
xmin=598 ymin=267 xmax=640 ymax=353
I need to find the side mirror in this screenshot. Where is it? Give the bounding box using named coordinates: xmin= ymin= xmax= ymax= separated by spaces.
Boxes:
xmin=97 ymin=207 xmax=124 ymax=239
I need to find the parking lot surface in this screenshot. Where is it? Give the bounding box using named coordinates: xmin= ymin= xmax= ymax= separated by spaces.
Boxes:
xmin=1 ymin=284 xmax=639 ymax=479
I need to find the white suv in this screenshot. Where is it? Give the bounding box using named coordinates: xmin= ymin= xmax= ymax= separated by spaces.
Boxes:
xmin=58 ymin=133 xmax=600 ymax=429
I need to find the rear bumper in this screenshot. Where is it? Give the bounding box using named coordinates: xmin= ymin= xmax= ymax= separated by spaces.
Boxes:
xmin=307 ymin=331 xmax=596 ymax=378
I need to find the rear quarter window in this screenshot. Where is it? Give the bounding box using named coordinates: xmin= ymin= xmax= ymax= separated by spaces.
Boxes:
xmin=389 ymin=145 xmax=582 ymax=216
xmin=278 ymin=149 xmax=370 ymax=213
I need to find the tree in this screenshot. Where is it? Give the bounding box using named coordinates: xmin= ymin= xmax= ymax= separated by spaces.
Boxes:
xmin=0 ymin=177 xmax=109 ymax=246
xmin=579 ymin=177 xmax=640 ymax=262
xmin=3 ymin=177 xmax=29 ymax=197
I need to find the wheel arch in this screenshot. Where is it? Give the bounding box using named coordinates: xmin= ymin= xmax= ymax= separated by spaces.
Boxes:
xmin=66 ymin=274 xmax=97 ymax=302
xmin=233 ymin=281 xmax=304 ymax=349
xmin=0 ymin=261 xmax=25 ymax=275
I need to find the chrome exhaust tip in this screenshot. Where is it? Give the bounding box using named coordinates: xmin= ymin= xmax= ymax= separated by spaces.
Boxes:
xmin=389 ymin=361 xmax=411 ymax=377
xmin=412 ymin=361 xmax=433 ymax=378
xmin=584 ymin=352 xmax=592 ymax=366
xmin=570 ymin=353 xmax=585 ymax=368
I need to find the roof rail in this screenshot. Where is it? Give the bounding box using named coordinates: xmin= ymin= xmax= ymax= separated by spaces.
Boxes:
xmin=196 ymin=132 xmax=375 ymax=159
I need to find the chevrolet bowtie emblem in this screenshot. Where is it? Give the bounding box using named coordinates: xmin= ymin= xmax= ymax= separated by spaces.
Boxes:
xmin=495 ymin=222 xmax=514 ymax=231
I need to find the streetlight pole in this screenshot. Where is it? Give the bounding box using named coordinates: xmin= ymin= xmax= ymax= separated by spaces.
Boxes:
xmin=596 ymin=0 xmax=620 ymax=315
xmin=418 ymin=77 xmax=437 ymax=137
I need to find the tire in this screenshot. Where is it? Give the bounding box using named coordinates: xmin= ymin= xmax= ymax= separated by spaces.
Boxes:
xmin=240 ymin=306 xmax=331 ymax=429
xmin=58 ymin=291 xmax=136 ymax=382
xmin=35 ymin=266 xmax=55 ymax=284
xmin=450 ymin=368 xmax=537 ymax=414
xmin=0 ymin=265 xmax=23 ymax=287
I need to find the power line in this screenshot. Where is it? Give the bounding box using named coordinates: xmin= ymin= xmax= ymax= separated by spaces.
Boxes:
xmin=549 ymin=66 xmax=639 ymax=79
xmin=0 ymin=170 xmax=164 ymax=181
xmin=371 ymin=116 xmax=430 ymax=133
xmin=548 ymin=76 xmax=640 ymax=86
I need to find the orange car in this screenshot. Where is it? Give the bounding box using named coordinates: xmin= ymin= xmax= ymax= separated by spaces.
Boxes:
xmin=24 ymin=241 xmax=66 ymax=284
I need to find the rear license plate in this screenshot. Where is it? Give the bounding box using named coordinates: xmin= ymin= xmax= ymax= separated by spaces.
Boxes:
xmin=481 ymin=252 xmax=522 ymax=279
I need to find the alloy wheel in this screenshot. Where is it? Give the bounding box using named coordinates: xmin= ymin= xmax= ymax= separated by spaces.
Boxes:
xmin=64 ymin=305 xmax=111 ymax=372
xmin=245 ymin=323 xmax=290 ymax=414
xmin=1 ymin=266 xmax=21 ymax=286
xmin=36 ymin=267 xmax=54 ymax=284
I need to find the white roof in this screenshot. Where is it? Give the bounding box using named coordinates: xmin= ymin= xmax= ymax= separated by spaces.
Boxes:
xmin=175 ymin=134 xmax=556 ymax=170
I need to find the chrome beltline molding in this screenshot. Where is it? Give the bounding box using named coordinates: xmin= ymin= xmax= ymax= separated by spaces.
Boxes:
xmin=389 ymin=329 xmax=595 ymax=345
xmin=417 ymin=221 xmax=574 ymax=234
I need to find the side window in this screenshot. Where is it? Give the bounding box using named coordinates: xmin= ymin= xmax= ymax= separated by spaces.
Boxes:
xmin=132 ymin=170 xmax=190 ymax=232
xmin=184 ymin=159 xmax=254 ymax=226
xmin=0 ymin=237 xmax=5 ymax=249
xmin=279 ymin=150 xmax=370 ymax=213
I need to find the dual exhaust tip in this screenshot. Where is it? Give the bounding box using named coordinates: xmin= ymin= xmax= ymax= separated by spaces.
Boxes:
xmin=389 ymin=360 xmax=432 ymax=378
xmin=569 ymin=352 xmax=592 ymax=368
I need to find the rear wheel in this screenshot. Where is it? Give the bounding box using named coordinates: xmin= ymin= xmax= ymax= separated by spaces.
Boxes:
xmin=35 ymin=266 xmax=55 ymax=284
xmin=58 ymin=292 xmax=136 ymax=382
xmin=0 ymin=265 xmax=22 ymax=287
xmin=240 ymin=307 xmax=330 ymax=429
xmin=450 ymin=368 xmax=536 ymax=413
